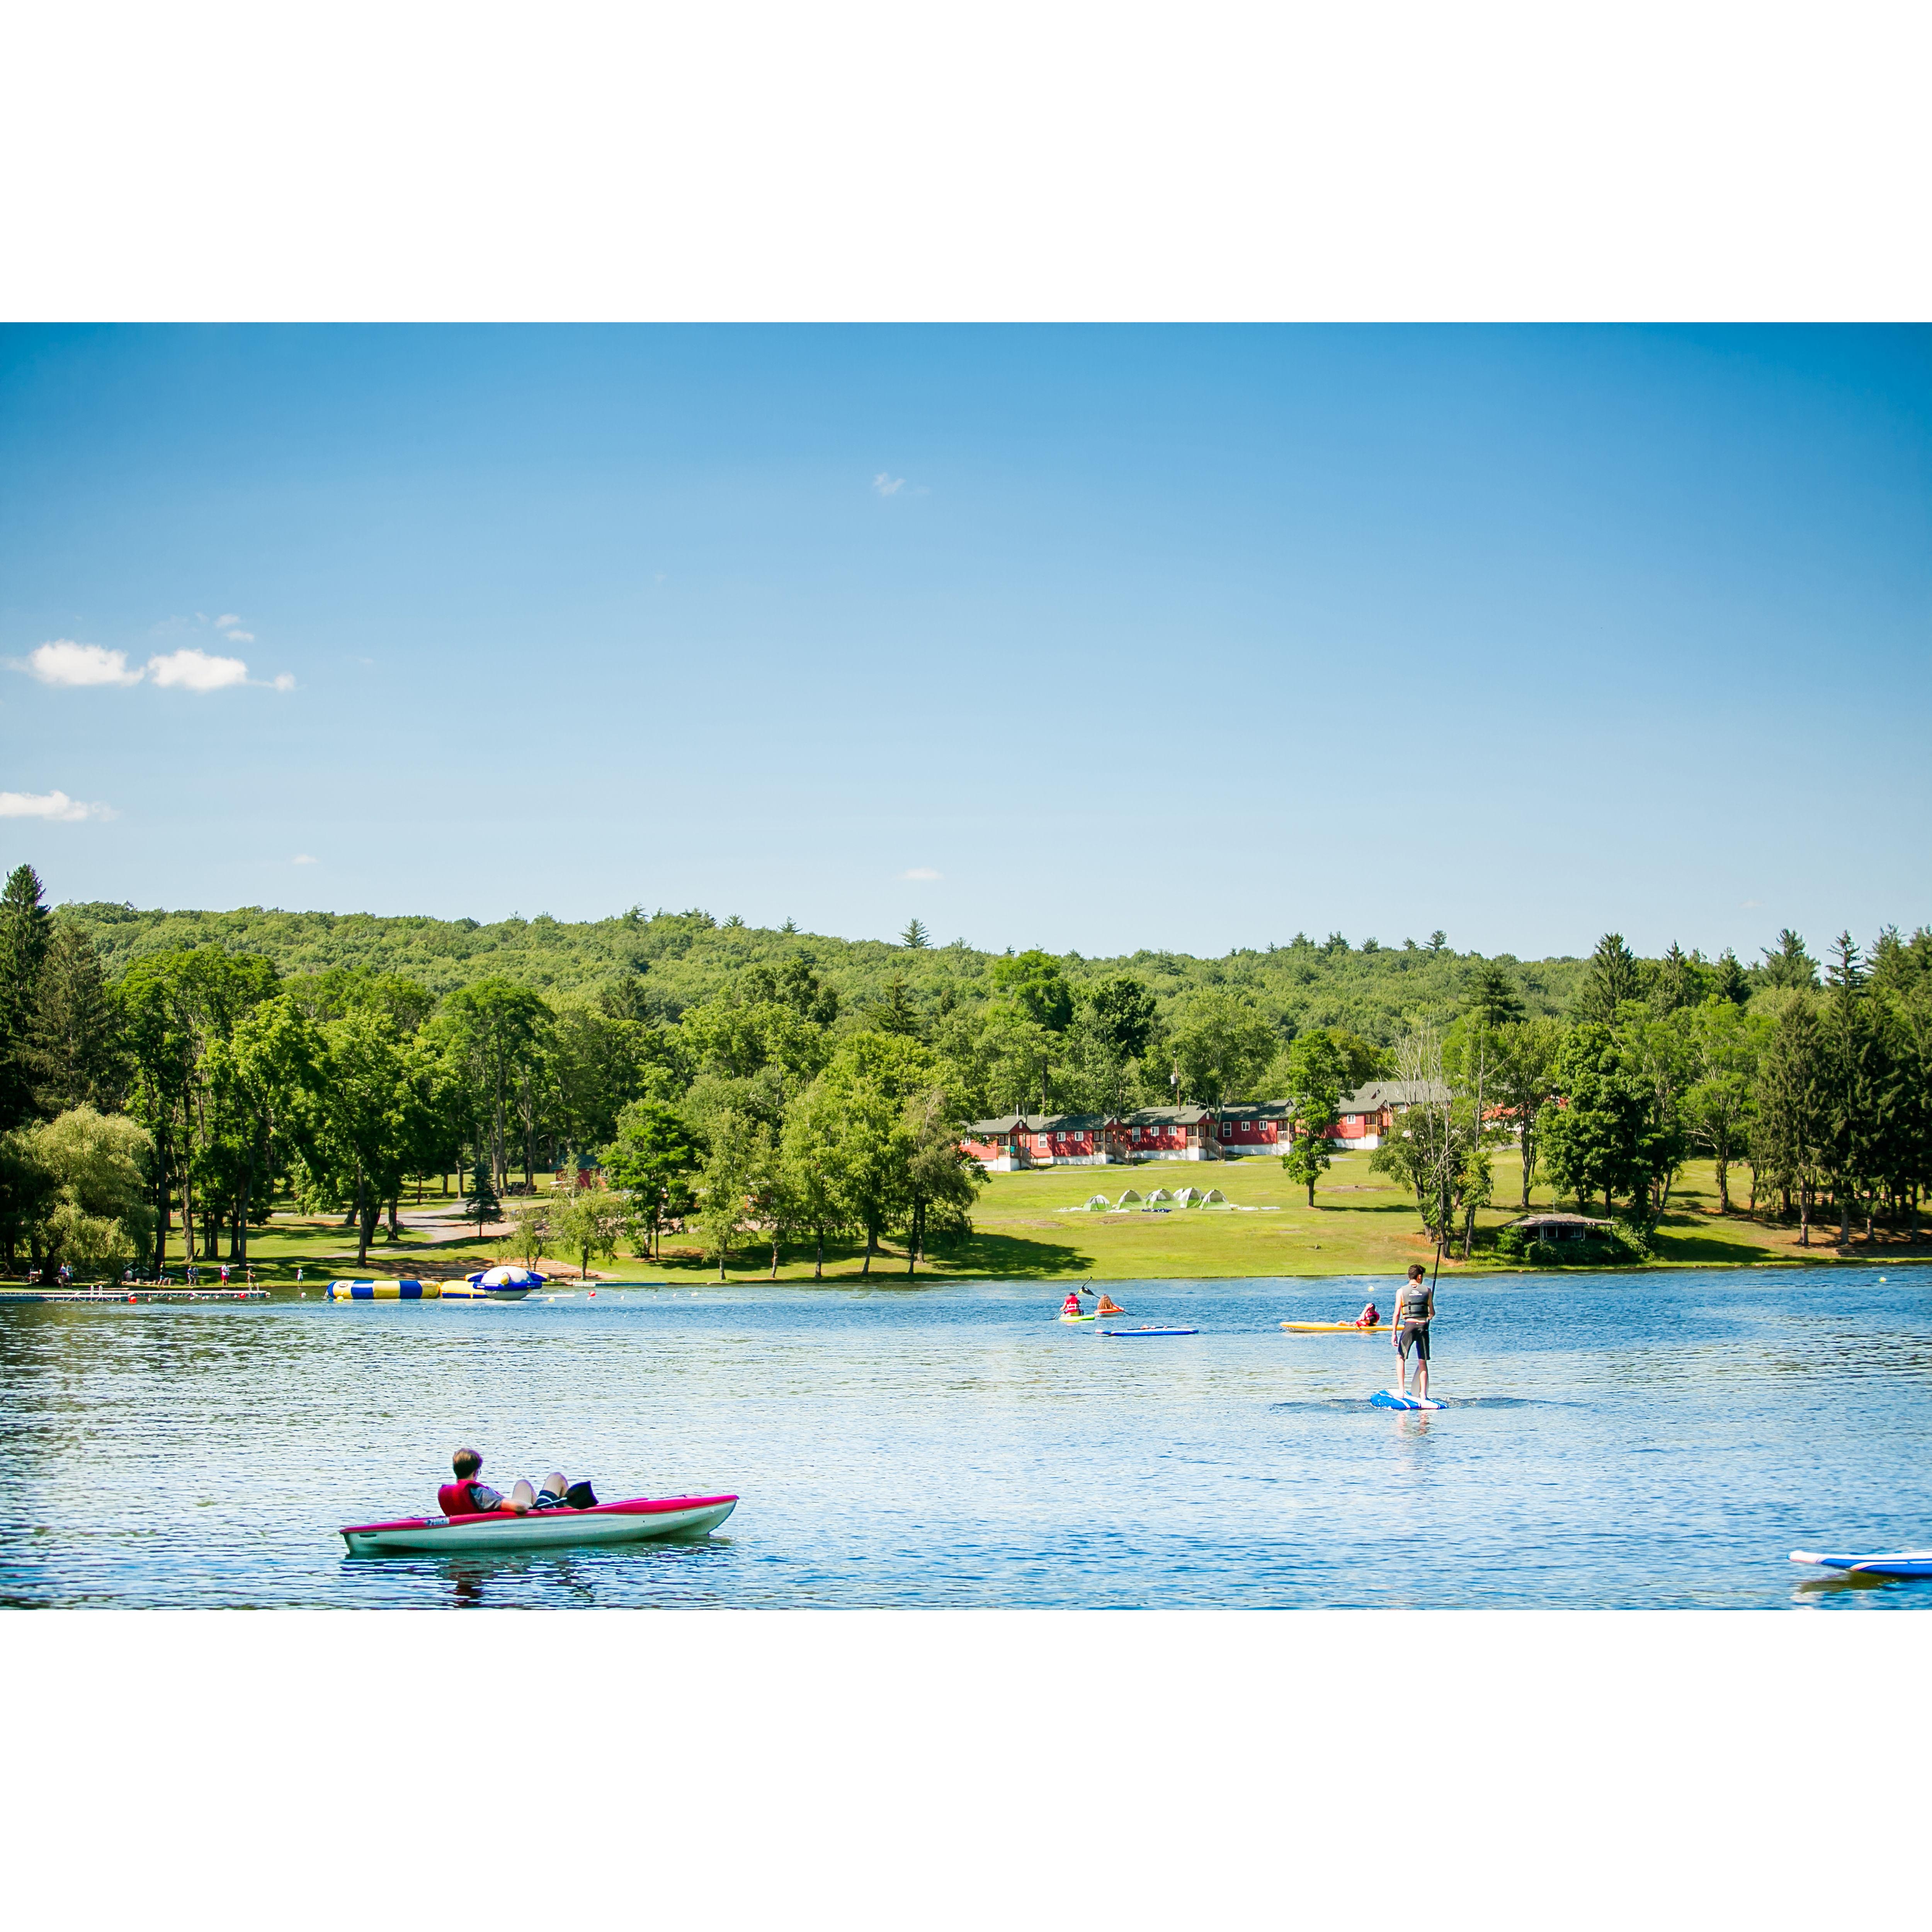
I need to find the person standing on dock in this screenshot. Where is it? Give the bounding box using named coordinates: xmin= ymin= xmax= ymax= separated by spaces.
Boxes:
xmin=1393 ymin=1263 xmax=1435 ymax=1401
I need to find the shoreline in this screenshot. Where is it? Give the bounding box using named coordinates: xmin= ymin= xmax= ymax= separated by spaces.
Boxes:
xmin=6 ymin=1250 xmax=1927 ymax=1300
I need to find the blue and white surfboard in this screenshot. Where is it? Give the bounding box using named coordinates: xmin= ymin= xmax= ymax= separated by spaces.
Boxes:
xmin=1790 ymin=1549 xmax=1932 ymax=1578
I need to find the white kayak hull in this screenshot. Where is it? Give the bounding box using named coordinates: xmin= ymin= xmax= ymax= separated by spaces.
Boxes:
xmin=1790 ymin=1549 xmax=1932 ymax=1578
xmin=343 ymin=1496 xmax=736 ymax=1556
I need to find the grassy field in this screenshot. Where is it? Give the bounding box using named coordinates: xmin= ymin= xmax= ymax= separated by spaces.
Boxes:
xmin=917 ymin=1150 xmax=1932 ymax=1284
xmin=37 ymin=1153 xmax=1922 ymax=1293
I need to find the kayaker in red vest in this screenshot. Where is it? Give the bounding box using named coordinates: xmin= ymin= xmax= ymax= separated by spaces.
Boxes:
xmin=440 ymin=1447 xmax=568 ymax=1517
xmin=1060 ymin=1290 xmax=1084 ymax=1316
xmin=1355 ymin=1301 xmax=1381 ymax=1328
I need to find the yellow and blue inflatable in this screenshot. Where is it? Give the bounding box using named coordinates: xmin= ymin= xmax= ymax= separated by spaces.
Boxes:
xmin=326 ymin=1279 xmax=440 ymax=1301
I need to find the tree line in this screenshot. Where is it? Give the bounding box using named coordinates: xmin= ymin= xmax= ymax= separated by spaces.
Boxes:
xmin=1348 ymin=929 xmax=1932 ymax=1258
xmin=59 ymin=896 xmax=1593 ymax=1053
xmin=5 ymin=860 xmax=1928 ymax=1279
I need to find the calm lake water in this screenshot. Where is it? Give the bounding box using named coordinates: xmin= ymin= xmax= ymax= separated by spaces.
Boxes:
xmin=1 ymin=1269 xmax=1927 ymax=1610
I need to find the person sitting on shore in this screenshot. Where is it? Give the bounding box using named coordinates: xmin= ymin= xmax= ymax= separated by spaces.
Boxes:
xmin=439 ymin=1447 xmax=573 ymax=1517
xmin=1355 ymin=1301 xmax=1381 ymax=1328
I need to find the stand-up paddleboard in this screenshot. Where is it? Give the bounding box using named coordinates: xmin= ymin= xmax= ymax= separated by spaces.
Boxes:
xmin=1790 ymin=1549 xmax=1932 ymax=1578
xmin=1371 ymin=1388 xmax=1446 ymax=1410
xmin=1102 ymin=1326 xmax=1198 ymax=1338
xmin=1282 ymin=1321 xmax=1386 ymax=1333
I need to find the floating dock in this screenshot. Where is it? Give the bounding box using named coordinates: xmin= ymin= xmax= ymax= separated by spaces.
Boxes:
xmin=0 ymin=1285 xmax=271 ymax=1304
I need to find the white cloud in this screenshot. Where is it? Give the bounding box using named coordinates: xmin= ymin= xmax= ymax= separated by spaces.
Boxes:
xmin=13 ymin=633 xmax=289 ymax=695
xmin=0 ymin=789 xmax=115 ymax=822
xmin=215 ymin=614 xmax=241 ymax=628
xmin=293 ymin=854 xmax=317 ymax=865
xmin=900 ymin=867 xmax=941 ymax=881
xmin=146 ymin=647 xmax=249 ymax=691
xmin=16 ymin=639 xmax=143 ymax=687
xmin=221 ymin=629 xmax=255 ymax=643
xmin=873 ymin=473 xmax=906 ymax=496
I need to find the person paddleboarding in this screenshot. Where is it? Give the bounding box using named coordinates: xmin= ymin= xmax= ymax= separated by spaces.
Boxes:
xmin=1393 ymin=1262 xmax=1435 ymax=1401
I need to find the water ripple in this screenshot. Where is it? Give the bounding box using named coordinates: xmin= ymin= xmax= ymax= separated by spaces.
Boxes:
xmin=0 ymin=1268 xmax=1927 ymax=1609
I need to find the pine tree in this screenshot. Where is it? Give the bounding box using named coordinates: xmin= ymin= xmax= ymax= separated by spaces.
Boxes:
xmin=876 ymin=977 xmax=923 ymax=1038
xmin=1571 ymin=934 xmax=1644 ymax=1026
xmin=1825 ymin=930 xmax=1864 ymax=992
xmin=1463 ymin=959 xmax=1525 ymax=1029
xmin=1760 ymin=929 xmax=1819 ymax=991
xmin=462 ymin=1156 xmax=502 ymax=1236
xmin=900 ymin=917 xmax=931 ymax=950
xmin=1650 ymin=942 xmax=1697 ymax=1015
xmin=1753 ymin=1002 xmax=1824 ymax=1236
xmin=1712 ymin=949 xmax=1750 ymax=1006
xmin=0 ymin=864 xmax=54 ymax=1130
xmin=1820 ymin=933 xmax=1884 ymax=1243
xmin=31 ymin=923 xmax=125 ymax=1114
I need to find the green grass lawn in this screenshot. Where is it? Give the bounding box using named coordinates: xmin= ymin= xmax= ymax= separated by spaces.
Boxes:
xmin=71 ymin=1154 xmax=1929 ymax=1293
xmin=658 ymin=1147 xmax=1929 ymax=1286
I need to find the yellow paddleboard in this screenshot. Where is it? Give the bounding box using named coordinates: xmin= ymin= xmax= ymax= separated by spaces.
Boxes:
xmin=1281 ymin=1320 xmax=1386 ymax=1332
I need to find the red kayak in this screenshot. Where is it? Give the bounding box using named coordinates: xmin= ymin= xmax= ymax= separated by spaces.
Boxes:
xmin=341 ymin=1493 xmax=738 ymax=1555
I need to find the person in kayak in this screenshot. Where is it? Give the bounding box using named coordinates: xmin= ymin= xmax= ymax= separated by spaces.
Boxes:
xmin=1061 ymin=1290 xmax=1085 ymax=1316
xmin=1095 ymin=1293 xmax=1126 ymax=1315
xmin=440 ymin=1447 xmax=570 ymax=1517
xmin=1355 ymin=1300 xmax=1381 ymax=1328
xmin=1393 ymin=1263 xmax=1434 ymax=1399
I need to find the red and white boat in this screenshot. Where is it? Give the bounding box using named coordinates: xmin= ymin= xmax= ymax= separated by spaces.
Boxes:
xmin=340 ymin=1493 xmax=738 ymax=1556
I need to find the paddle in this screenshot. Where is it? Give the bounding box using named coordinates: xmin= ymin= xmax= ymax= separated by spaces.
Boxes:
xmin=1413 ymin=1228 xmax=1444 ymax=1397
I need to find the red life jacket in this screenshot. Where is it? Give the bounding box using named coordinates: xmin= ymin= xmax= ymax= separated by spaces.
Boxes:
xmin=439 ymin=1480 xmax=490 ymax=1517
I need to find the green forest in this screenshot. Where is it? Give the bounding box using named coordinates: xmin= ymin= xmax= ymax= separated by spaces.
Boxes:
xmin=3 ymin=864 xmax=1929 ymax=1284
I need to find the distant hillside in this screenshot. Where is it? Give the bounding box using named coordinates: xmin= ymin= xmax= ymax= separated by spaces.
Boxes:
xmin=54 ymin=900 xmax=1588 ymax=1041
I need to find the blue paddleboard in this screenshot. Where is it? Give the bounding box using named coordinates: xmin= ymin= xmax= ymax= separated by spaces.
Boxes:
xmin=1790 ymin=1549 xmax=1932 ymax=1578
xmin=1371 ymin=1388 xmax=1446 ymax=1410
xmin=1101 ymin=1327 xmax=1198 ymax=1338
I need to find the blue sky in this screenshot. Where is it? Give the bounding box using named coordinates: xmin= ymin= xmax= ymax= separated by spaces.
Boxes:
xmin=2 ymin=324 xmax=1927 ymax=963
